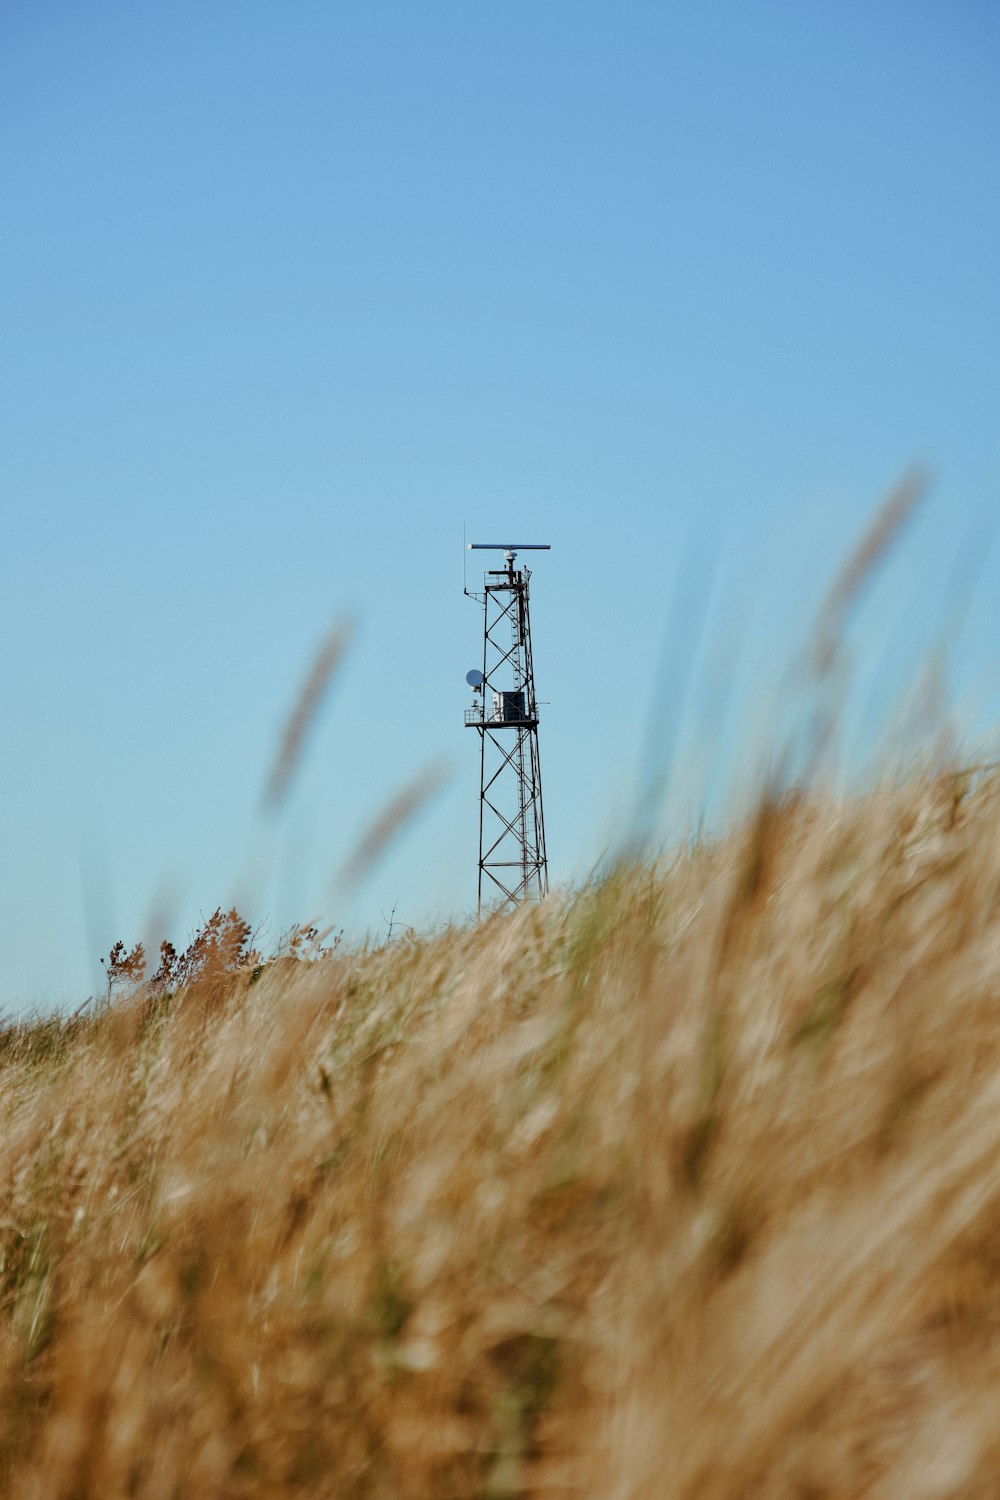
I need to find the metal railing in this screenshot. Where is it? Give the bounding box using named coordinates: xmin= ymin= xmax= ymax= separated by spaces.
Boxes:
xmin=465 ymin=703 xmax=536 ymax=728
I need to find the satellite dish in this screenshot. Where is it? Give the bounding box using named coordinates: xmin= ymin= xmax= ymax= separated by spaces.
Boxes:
xmin=466 ymin=669 xmax=484 ymax=688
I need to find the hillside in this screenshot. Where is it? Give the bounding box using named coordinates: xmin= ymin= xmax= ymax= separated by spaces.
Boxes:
xmin=4 ymin=767 xmax=1000 ymax=1498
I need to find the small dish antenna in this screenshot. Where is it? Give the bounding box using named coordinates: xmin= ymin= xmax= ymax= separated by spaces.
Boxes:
xmin=466 ymin=669 xmax=485 ymax=688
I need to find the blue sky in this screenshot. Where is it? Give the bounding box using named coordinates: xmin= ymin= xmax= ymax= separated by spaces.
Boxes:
xmin=2 ymin=1 xmax=999 ymax=1008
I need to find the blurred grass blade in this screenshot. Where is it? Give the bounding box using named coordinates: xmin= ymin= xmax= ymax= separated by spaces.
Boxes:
xmin=337 ymin=761 xmax=451 ymax=890
xmin=812 ymin=468 xmax=927 ymax=678
xmin=262 ymin=617 xmax=353 ymax=810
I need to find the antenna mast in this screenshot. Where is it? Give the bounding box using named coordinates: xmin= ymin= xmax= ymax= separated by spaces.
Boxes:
xmin=464 ymin=543 xmax=550 ymax=914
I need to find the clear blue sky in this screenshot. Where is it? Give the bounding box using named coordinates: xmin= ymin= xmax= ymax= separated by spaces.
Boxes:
xmin=3 ymin=1 xmax=999 ymax=1009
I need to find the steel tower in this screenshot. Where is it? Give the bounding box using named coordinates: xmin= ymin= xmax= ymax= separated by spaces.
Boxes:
xmin=464 ymin=543 xmax=550 ymax=913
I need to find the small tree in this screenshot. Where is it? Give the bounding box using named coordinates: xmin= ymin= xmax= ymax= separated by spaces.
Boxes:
xmin=104 ymin=909 xmax=267 ymax=1008
xmin=150 ymin=908 xmax=260 ymax=995
xmin=100 ymin=940 xmax=146 ymax=1001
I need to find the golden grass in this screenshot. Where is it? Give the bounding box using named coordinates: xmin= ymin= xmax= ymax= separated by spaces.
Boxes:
xmin=4 ymin=762 xmax=1000 ymax=1496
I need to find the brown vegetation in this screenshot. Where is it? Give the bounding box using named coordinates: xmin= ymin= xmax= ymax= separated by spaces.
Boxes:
xmin=4 ymin=761 xmax=1000 ymax=1497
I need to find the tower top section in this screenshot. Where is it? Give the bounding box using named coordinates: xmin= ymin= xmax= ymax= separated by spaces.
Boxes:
xmin=467 ymin=542 xmax=550 ymax=560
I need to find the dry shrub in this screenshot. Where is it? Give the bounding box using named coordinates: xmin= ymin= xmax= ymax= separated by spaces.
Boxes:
xmin=3 ymin=762 xmax=1000 ymax=1496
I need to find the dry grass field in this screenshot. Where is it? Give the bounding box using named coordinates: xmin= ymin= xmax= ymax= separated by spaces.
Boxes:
xmin=5 ymin=758 xmax=1000 ymax=1498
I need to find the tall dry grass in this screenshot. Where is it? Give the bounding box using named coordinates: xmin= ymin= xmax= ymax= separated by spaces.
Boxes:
xmin=4 ymin=759 xmax=1000 ymax=1497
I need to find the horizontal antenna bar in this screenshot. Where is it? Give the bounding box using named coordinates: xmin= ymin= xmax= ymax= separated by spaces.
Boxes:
xmin=467 ymin=543 xmax=551 ymax=550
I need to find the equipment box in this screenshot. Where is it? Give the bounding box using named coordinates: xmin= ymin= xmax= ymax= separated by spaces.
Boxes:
xmin=492 ymin=690 xmax=526 ymax=723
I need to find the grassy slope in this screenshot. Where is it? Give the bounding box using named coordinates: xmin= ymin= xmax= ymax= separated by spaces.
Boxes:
xmin=4 ymin=768 xmax=1000 ymax=1498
